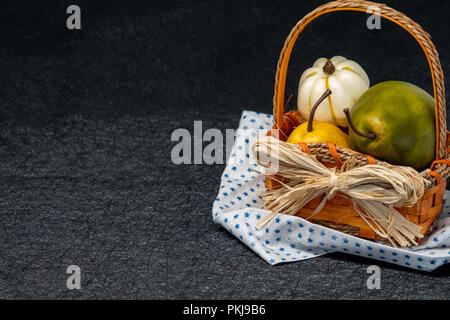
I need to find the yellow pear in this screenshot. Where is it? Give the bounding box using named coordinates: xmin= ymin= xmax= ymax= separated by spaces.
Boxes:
xmin=287 ymin=89 xmax=350 ymax=148
xmin=287 ymin=121 xmax=350 ymax=148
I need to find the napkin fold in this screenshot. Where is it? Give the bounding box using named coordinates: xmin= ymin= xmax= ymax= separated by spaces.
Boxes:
xmin=212 ymin=111 xmax=450 ymax=272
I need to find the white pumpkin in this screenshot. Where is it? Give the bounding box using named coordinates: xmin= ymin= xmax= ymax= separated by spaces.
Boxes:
xmin=298 ymin=56 xmax=370 ymax=127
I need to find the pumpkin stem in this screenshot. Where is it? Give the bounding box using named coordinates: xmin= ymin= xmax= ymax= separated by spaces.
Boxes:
xmin=343 ymin=108 xmax=376 ymax=139
xmin=307 ymin=89 xmax=332 ymax=132
xmin=323 ymin=60 xmax=335 ymax=75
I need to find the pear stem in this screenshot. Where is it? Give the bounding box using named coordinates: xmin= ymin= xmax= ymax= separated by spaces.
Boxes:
xmin=343 ymin=108 xmax=376 ymax=139
xmin=307 ymin=89 xmax=332 ymax=132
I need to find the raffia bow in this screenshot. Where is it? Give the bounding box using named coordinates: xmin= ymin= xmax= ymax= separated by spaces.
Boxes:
xmin=253 ymin=136 xmax=432 ymax=247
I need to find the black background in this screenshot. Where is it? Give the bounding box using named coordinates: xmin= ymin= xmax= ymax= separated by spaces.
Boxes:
xmin=1 ymin=0 xmax=449 ymax=299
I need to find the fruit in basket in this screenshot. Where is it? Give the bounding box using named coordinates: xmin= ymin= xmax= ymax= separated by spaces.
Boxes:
xmin=287 ymin=89 xmax=350 ymax=148
xmin=298 ymin=56 xmax=370 ymax=127
xmin=344 ymin=81 xmax=435 ymax=171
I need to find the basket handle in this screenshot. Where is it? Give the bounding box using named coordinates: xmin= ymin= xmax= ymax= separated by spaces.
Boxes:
xmin=273 ymin=0 xmax=446 ymax=159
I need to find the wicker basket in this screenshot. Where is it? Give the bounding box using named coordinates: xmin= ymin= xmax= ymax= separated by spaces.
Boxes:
xmin=266 ymin=0 xmax=450 ymax=244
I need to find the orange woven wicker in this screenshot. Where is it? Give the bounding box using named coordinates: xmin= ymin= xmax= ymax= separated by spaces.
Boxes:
xmin=266 ymin=0 xmax=450 ymax=244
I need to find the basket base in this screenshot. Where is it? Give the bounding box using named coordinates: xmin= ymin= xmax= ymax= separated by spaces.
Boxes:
xmin=265 ymin=178 xmax=446 ymax=245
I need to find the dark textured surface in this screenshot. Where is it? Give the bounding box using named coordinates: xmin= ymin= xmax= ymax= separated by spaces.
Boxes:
xmin=0 ymin=0 xmax=449 ymax=299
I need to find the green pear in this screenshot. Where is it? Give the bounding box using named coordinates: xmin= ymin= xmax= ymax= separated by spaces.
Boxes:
xmin=344 ymin=81 xmax=435 ymax=171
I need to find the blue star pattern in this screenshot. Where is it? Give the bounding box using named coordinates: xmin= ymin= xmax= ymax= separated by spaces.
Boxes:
xmin=212 ymin=111 xmax=450 ymax=272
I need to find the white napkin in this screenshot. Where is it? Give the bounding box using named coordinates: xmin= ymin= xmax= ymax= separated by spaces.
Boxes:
xmin=212 ymin=110 xmax=450 ymax=272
